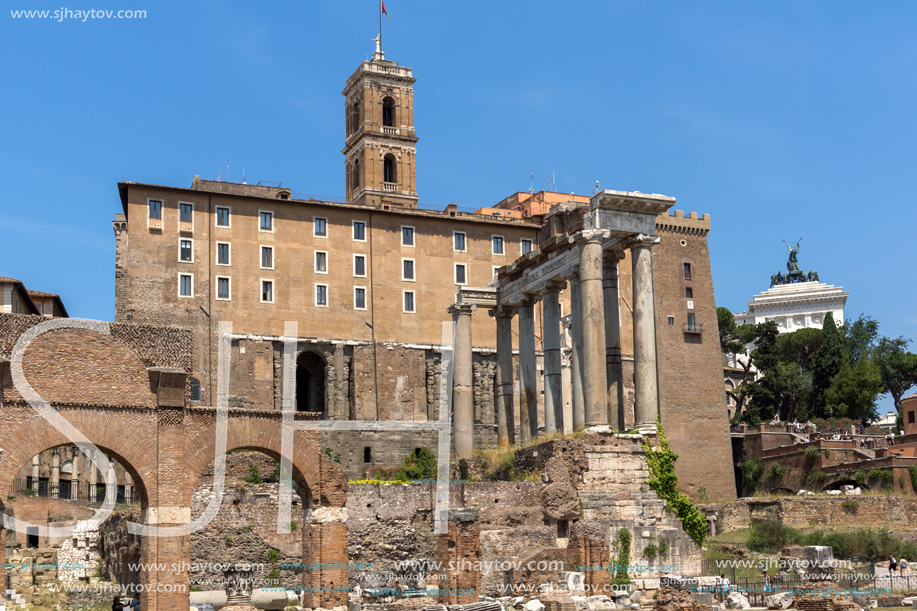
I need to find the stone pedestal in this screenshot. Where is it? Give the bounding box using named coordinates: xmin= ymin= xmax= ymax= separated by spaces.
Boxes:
xmin=223 ymin=564 xmax=255 ymax=607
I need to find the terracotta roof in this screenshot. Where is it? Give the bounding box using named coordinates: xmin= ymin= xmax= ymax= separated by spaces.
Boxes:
xmin=0 ymin=276 xmax=22 ymax=283
xmin=27 ymin=289 xmax=59 ymax=298
xmin=904 ymin=392 xmax=917 ymax=401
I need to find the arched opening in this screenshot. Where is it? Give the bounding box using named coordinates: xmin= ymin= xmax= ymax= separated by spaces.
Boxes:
xmin=822 ymin=478 xmax=866 ymax=492
xmin=191 ymin=377 xmax=201 ymax=402
xmin=383 ymin=154 xmax=397 ymax=185
xmin=351 ymin=158 xmax=361 ymax=192
xmin=382 ymin=96 xmax=395 ymax=127
xmin=349 ymin=101 xmax=361 ymax=135
xmin=296 ymin=352 xmax=326 ymax=414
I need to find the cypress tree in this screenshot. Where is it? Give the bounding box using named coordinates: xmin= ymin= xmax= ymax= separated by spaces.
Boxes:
xmin=811 ymin=312 xmax=846 ymax=416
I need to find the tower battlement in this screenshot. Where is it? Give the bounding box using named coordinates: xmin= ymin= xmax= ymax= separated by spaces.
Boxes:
xmin=655 ymin=209 xmax=711 ymax=236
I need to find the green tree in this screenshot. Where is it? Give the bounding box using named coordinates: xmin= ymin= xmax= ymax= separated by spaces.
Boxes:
xmin=718 ymin=308 xmax=758 ymax=414
xmin=811 ymin=312 xmax=846 ymax=416
xmin=844 ymin=316 xmax=879 ymax=365
xmin=824 ymin=359 xmax=882 ymax=421
xmin=874 ymin=337 xmax=917 ymax=415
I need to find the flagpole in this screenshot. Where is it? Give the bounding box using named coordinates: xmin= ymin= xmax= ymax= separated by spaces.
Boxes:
xmin=379 ymin=0 xmax=383 ymax=55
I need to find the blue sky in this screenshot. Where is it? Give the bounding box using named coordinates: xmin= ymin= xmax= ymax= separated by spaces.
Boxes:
xmin=2 ymin=2 xmax=915 ymax=376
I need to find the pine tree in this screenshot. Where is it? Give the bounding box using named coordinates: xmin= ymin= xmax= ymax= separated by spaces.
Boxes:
xmin=811 ymin=312 xmax=846 ymax=417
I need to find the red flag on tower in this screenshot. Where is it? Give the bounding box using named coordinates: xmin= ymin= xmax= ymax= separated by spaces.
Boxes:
xmin=382 ymin=0 xmax=390 ymax=19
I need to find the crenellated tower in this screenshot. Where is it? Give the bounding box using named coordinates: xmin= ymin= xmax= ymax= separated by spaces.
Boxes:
xmin=342 ymin=38 xmax=418 ymax=207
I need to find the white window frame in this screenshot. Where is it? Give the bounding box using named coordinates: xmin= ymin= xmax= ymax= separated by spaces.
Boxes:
xmin=352 ymin=220 xmax=367 ymax=242
xmin=178 ymin=238 xmax=194 ymax=263
xmin=315 ymin=283 xmax=329 ymax=307
xmin=259 ymin=209 xmax=274 ymax=233
xmin=215 ymin=205 xmax=231 ymax=228
xmin=313 ymin=216 xmax=328 ymax=238
xmin=260 ymin=245 xmax=274 ymax=270
xmin=403 ymin=290 xmax=416 ymax=314
xmin=453 ymin=231 xmax=467 ymax=252
xmin=178 ymin=201 xmax=195 ymax=232
xmin=521 ymin=238 xmax=533 ymax=255
xmin=260 ymin=279 xmax=274 ymax=304
xmin=401 ymin=225 xmax=415 ymax=247
xmin=147 ymin=198 xmax=163 ymax=229
xmin=215 ymin=275 xmax=232 ymax=301
xmin=215 ymin=241 xmax=231 ymax=266
xmin=315 ymin=250 xmax=329 ymax=275
xmin=454 ymin=263 xmax=467 ymax=286
xmin=353 ymin=254 xmax=367 ymax=278
xmin=401 ymin=257 xmax=416 ymax=282
xmin=492 ymin=235 xmax=505 ymax=255
xmin=354 ymin=286 xmax=368 ymax=311
xmin=178 ymin=273 xmax=194 ymax=298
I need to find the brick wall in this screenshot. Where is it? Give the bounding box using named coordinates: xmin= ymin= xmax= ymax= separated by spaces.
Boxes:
xmin=719 ymin=496 xmax=917 ymax=532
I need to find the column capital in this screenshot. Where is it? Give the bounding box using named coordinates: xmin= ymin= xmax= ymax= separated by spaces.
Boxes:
xmin=625 ymin=233 xmax=660 ymax=250
xmin=603 ymin=249 xmax=627 ymax=263
xmin=519 ymin=293 xmax=541 ymax=306
xmin=447 ymin=303 xmax=478 ymax=316
xmin=537 ymin=280 xmax=567 ymax=296
xmin=573 ymin=228 xmax=611 ymax=245
xmin=489 ymin=305 xmax=518 ymax=319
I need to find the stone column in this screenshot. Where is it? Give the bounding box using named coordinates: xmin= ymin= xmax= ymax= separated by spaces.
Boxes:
xmin=435 ymin=509 xmax=481 ymax=605
xmin=31 ymin=455 xmax=40 ymax=491
xmin=492 ymin=307 xmax=516 ymax=447
xmin=51 ymin=449 xmax=60 ymax=498
xmin=518 ymin=298 xmax=539 ymax=443
xmin=569 ymin=276 xmax=585 ymax=431
xmin=71 ymin=448 xmax=80 ymax=501
xmin=124 ymin=472 xmax=133 ymax=505
xmin=106 ymin=456 xmax=117 ymax=504
xmin=579 ymin=235 xmax=608 ymax=426
xmin=631 ymin=236 xmax=660 ymax=433
xmin=333 ymin=343 xmax=347 ymax=420
xmin=541 ymin=287 xmax=564 ymax=434
xmin=302 ymin=507 xmax=349 ymax=610
xmin=603 ymin=251 xmax=626 ymax=430
xmin=89 ymin=450 xmax=97 ymax=500
xmin=449 ymin=303 xmax=476 ymax=458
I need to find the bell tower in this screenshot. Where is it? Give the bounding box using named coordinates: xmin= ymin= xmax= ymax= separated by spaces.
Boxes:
xmin=342 ymin=38 xmax=419 ymax=208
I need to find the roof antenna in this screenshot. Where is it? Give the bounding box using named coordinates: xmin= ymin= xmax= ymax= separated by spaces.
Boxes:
xmin=242 ymin=166 xmax=247 ymax=185
xmin=594 ymin=180 xmax=600 ymax=194
xmin=529 ymin=169 xmax=534 ymax=194
xmin=225 ymin=158 xmax=230 ymax=183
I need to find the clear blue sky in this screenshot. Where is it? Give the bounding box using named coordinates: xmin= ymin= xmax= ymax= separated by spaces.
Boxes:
xmin=2 ymin=3 xmax=915 ymax=376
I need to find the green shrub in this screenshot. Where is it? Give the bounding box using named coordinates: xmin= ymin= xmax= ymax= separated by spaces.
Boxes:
xmin=900 ymin=476 xmax=907 ymax=492
xmin=395 ymin=447 xmax=438 ymax=481
xmin=841 ymin=499 xmax=859 ymax=514
xmin=265 ymin=568 xmax=281 ymax=586
xmin=611 ymin=529 xmax=631 ymax=586
xmin=266 ymin=549 xmax=281 ymax=562
xmin=855 ymin=470 xmax=867 ymax=488
xmin=247 ymin=465 xmax=262 ymax=485
xmin=746 ymin=520 xmax=801 ymax=553
xmin=642 ymin=543 xmax=658 ymax=559
xmin=743 ymin=457 xmax=765 ymax=493
xmin=641 ymin=422 xmax=708 ymax=546
xmin=768 ymin=463 xmax=785 ymax=481
xmin=289 ymin=521 xmax=298 ymax=531
xmin=808 ymin=471 xmax=827 ymax=485
xmin=805 ymin=445 xmax=820 ymax=461
xmin=657 ymin=540 xmax=669 ymax=558
xmin=823 ymin=448 xmax=831 ymax=458
xmin=323 ymin=448 xmax=342 ymax=464
xmin=909 ymin=465 xmax=917 ymax=492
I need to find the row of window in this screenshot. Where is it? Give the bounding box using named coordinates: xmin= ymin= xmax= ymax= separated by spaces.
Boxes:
xmin=178 ymin=240 xmax=487 ymax=284
xmin=151 ymin=200 xmax=535 ymax=254
xmin=177 ymin=273 xmax=418 ymax=312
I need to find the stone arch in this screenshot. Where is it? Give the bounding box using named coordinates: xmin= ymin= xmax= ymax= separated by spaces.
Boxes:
xmin=297 ymin=351 xmax=327 ymax=415
xmin=382 ymin=95 xmax=395 ymax=127
xmin=384 ymin=153 xmax=397 ymax=184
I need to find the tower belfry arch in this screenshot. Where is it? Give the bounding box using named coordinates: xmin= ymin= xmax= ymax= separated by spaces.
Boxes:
xmin=342 ymin=39 xmax=418 ymax=208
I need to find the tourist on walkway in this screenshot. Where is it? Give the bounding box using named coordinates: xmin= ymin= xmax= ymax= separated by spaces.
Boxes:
xmin=129 ymin=593 xmax=140 ymax=610
xmin=901 ymin=558 xmax=908 ymax=577
xmin=890 ymin=555 xmax=898 ymax=578
xmin=112 ymin=597 xmax=125 ymax=611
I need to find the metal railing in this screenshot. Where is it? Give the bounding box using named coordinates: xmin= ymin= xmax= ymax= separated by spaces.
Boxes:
xmin=683 ymin=322 xmax=705 ymax=334
xmin=11 ymin=477 xmax=136 ymax=505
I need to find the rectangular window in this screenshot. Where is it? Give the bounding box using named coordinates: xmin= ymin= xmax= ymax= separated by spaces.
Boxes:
xmin=353 ymin=220 xmax=366 ymax=241
xmin=354 ymin=287 xmax=367 ymax=310
xmin=455 ymin=263 xmax=467 ymax=285
xmin=683 ymin=263 xmax=692 ymax=279
xmin=402 ymin=226 xmax=414 ymax=246
xmin=314 ymin=217 xmax=327 ymax=237
xmin=261 ymin=280 xmax=273 ymax=303
xmin=216 ymin=276 xmax=231 ymax=301
xmin=454 ymin=232 xmax=466 ymax=252
xmin=149 ymin=200 xmax=162 ymax=220
xmin=910 ymin=411 xmax=916 ymax=425
xmin=403 ymin=290 xmax=415 ymax=313
xmin=315 ymin=284 xmax=328 ymax=307
xmin=521 ymin=239 xmax=533 ymax=255
xmin=179 ymin=274 xmax=193 ymax=298
xmin=260 ymin=211 xmax=273 ymax=232
xmin=261 ymin=246 xmax=273 ymax=269
xmin=686 ymin=287 xmax=693 ymax=298
xmin=687 ymin=313 xmax=696 ymax=332
xmin=179 ymin=239 xmax=193 ymax=262
xmin=354 ymin=254 xmax=367 ymax=277
xmin=492 ymin=235 xmax=504 ymax=255
xmin=216 ymin=206 xmax=230 ymax=227
xmin=216 ymin=242 xmax=230 ymax=266
xmin=315 ymin=251 xmax=328 ymax=273
xmin=180 ymin=203 xmax=193 ymax=224
xmin=402 ymin=258 xmax=415 ymax=281
xmin=668 ymin=316 xmax=675 ymax=326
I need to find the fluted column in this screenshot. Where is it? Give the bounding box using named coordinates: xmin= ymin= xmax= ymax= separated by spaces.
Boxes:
xmin=70 ymin=447 xmax=80 ymax=501
xmin=449 ymin=303 xmax=477 ymax=458
xmin=580 ymin=235 xmax=608 ymax=426
xmin=569 ymin=276 xmax=585 ymax=431
xmin=518 ymin=298 xmax=539 ymax=443
xmin=631 ymin=235 xmax=660 ymax=433
xmin=492 ymin=307 xmax=516 ymax=447
xmin=541 ymin=287 xmax=564 ymax=434
xmin=603 ymin=251 xmax=626 ymax=430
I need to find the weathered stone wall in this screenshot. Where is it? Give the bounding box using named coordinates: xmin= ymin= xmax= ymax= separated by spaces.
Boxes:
xmin=719 ymin=496 xmax=917 ymax=533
